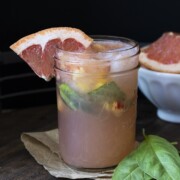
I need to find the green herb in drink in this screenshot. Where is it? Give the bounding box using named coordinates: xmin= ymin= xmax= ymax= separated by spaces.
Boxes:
xmin=59 ymin=83 xmax=80 ymax=110
xmin=88 ymin=81 xmax=126 ymax=103
xmin=58 ymin=83 xmax=99 ymax=113
xmin=59 ymin=81 xmax=126 ymax=114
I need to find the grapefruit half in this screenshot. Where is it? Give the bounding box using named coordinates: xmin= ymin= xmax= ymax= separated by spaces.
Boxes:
xmin=10 ymin=27 xmax=93 ymax=80
xmin=139 ymin=32 xmax=180 ymax=73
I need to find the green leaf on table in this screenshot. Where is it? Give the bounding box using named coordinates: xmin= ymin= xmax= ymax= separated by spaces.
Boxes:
xmin=112 ymin=134 xmax=180 ymax=180
xmin=112 ymin=151 xmax=152 ymax=180
xmin=136 ymin=135 xmax=180 ymax=180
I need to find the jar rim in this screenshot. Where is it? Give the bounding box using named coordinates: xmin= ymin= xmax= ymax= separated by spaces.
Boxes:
xmin=55 ymin=35 xmax=139 ymax=58
xmin=55 ymin=35 xmax=140 ymax=73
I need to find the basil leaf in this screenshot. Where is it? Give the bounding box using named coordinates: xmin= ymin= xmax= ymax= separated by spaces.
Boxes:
xmin=59 ymin=83 xmax=80 ymax=110
xmin=58 ymin=83 xmax=100 ymax=113
xmin=88 ymin=81 xmax=126 ymax=103
xmin=112 ymin=151 xmax=152 ymax=180
xmin=136 ymin=135 xmax=180 ymax=180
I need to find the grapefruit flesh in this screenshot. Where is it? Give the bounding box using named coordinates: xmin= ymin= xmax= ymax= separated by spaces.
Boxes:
xmin=144 ymin=32 xmax=180 ymax=64
xmin=139 ymin=32 xmax=180 ymax=73
xmin=10 ymin=27 xmax=93 ymax=81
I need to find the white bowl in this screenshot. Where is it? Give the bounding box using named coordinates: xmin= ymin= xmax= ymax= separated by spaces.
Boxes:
xmin=138 ymin=67 xmax=180 ymax=123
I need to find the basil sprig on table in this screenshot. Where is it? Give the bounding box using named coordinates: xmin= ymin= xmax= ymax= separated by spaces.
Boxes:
xmin=113 ymin=135 xmax=180 ymax=180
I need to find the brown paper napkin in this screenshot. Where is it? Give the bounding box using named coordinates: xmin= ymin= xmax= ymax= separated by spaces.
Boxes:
xmin=21 ymin=129 xmax=113 ymax=179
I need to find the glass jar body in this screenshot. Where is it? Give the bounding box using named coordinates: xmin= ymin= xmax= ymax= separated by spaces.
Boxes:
xmin=55 ymin=36 xmax=139 ymax=170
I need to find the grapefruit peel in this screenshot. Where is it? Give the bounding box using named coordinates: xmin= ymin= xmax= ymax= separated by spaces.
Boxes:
xmin=10 ymin=27 xmax=93 ymax=80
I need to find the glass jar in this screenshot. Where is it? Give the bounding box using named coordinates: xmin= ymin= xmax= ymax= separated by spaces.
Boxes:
xmin=55 ymin=36 xmax=139 ymax=170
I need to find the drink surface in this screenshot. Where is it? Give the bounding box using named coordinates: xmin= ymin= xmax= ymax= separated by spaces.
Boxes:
xmin=86 ymin=40 xmax=131 ymax=52
xmin=55 ymin=38 xmax=139 ymax=169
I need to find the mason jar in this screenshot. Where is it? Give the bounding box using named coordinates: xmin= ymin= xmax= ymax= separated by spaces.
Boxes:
xmin=55 ymin=36 xmax=139 ymax=170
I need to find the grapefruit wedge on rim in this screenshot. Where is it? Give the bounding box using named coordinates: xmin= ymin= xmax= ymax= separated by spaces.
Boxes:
xmin=10 ymin=27 xmax=93 ymax=81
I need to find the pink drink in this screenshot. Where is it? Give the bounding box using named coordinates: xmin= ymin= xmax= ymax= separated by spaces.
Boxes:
xmin=55 ymin=36 xmax=139 ymax=169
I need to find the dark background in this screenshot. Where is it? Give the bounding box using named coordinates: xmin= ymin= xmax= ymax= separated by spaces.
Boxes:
xmin=1 ymin=0 xmax=180 ymax=109
xmin=1 ymin=0 xmax=180 ymax=51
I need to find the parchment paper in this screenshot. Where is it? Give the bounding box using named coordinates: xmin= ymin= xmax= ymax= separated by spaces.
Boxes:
xmin=21 ymin=129 xmax=113 ymax=179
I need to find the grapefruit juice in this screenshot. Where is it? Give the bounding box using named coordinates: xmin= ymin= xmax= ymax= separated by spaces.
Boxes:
xmin=55 ymin=36 xmax=139 ymax=169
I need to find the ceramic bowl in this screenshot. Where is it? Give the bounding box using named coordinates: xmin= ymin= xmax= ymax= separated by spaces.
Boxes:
xmin=138 ymin=67 xmax=180 ymax=123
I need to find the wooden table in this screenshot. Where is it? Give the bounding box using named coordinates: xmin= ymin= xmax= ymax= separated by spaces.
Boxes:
xmin=0 ymin=94 xmax=180 ymax=180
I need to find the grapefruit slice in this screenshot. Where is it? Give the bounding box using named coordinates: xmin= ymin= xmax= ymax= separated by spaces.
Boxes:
xmin=10 ymin=27 xmax=93 ymax=80
xmin=139 ymin=32 xmax=180 ymax=73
